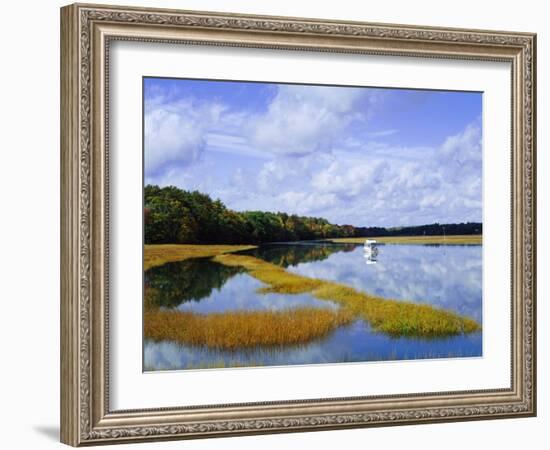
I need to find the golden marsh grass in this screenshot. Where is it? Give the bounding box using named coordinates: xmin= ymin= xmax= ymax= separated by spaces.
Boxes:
xmin=144 ymin=307 xmax=354 ymax=350
xmin=144 ymin=244 xmax=256 ymax=270
xmin=330 ymin=235 xmax=482 ymax=245
xmin=214 ymin=254 xmax=481 ymax=337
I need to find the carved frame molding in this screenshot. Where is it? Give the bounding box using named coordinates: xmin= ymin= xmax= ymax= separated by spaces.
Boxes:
xmin=61 ymin=3 xmax=536 ymax=446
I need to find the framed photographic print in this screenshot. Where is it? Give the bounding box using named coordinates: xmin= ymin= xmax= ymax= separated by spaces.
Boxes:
xmin=60 ymin=3 xmax=536 ymax=446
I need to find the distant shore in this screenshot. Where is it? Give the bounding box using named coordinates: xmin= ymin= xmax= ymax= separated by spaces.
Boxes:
xmin=329 ymin=235 xmax=482 ymax=245
xmin=144 ymin=235 xmax=482 ymax=270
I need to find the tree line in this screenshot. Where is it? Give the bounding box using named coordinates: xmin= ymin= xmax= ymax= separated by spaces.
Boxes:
xmin=353 ymin=222 xmax=482 ymax=237
xmin=144 ymin=185 xmax=482 ymax=245
xmin=144 ymin=185 xmax=355 ymax=244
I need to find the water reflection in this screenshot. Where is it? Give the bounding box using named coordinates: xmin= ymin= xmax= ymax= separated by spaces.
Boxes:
xmin=144 ymin=242 xmax=483 ymax=371
xmin=238 ymin=242 xmax=355 ymax=267
xmin=145 ymin=257 xmax=337 ymax=313
xmin=145 ymin=258 xmax=242 ymax=308
xmin=364 ymin=245 xmax=378 ymax=265
xmin=288 ymin=244 xmax=482 ymax=321
xmin=173 ymin=271 xmax=338 ymax=313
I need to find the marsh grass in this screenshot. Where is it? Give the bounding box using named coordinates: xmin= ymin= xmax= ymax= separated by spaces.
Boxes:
xmin=144 ymin=286 xmax=160 ymax=311
xmin=330 ymin=235 xmax=482 ymax=245
xmin=313 ymin=284 xmax=480 ymax=337
xmin=213 ymin=254 xmax=322 ymax=294
xmin=144 ymin=244 xmax=256 ymax=270
xmin=144 ymin=308 xmax=354 ymax=350
xmin=214 ymin=254 xmax=481 ymax=337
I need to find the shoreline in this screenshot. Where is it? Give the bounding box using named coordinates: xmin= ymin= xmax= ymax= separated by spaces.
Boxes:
xmin=329 ymin=234 xmax=482 ymax=245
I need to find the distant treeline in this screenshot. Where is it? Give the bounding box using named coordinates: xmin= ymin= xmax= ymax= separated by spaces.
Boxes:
xmin=145 ymin=185 xmax=355 ymax=244
xmin=144 ymin=185 xmax=482 ymax=245
xmin=354 ymin=222 xmax=482 ymax=237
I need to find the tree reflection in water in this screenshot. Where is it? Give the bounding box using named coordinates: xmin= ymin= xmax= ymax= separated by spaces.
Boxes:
xmin=145 ymin=258 xmax=243 ymax=309
xmin=237 ymin=242 xmax=356 ymax=268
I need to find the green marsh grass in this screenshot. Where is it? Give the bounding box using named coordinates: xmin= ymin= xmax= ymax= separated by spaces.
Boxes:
xmin=213 ymin=254 xmax=481 ymax=337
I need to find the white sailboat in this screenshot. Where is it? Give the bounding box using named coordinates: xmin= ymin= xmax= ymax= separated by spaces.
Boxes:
xmin=363 ymin=239 xmax=379 ymax=263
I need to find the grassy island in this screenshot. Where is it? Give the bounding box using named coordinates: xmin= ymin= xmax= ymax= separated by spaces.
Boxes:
xmin=213 ymin=253 xmax=480 ymax=337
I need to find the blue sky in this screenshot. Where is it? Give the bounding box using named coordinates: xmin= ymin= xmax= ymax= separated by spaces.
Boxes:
xmin=144 ymin=77 xmax=482 ymax=227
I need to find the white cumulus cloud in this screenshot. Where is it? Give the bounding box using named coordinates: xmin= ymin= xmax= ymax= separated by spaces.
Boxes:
xmin=247 ymin=85 xmax=374 ymax=157
xmin=144 ymin=99 xmax=226 ymax=176
xmin=245 ymin=120 xmax=482 ymax=226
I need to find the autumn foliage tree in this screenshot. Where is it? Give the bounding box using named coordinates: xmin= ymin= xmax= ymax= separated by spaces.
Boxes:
xmin=144 ymin=185 xmax=354 ymax=244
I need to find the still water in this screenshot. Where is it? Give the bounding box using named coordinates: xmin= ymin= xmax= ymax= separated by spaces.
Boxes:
xmin=144 ymin=243 xmax=482 ymax=371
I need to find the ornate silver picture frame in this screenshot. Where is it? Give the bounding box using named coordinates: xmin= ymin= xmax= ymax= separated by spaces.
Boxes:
xmin=61 ymin=3 xmax=536 ymax=446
